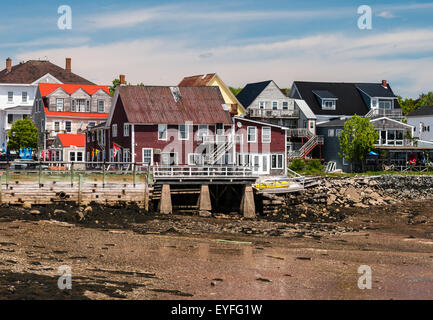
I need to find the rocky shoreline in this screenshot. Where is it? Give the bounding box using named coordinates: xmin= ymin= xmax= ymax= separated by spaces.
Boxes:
xmin=267 ymin=175 xmax=433 ymax=220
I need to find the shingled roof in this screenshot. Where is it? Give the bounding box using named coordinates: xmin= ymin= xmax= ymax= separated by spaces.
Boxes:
xmin=115 ymin=86 xmax=232 ymax=125
xmin=292 ymin=81 xmax=401 ymax=117
xmin=0 ymin=60 xmax=95 ymax=85
xmin=178 ymin=73 xmax=216 ymax=86
xmin=407 ymin=105 xmax=433 ymax=117
xmin=236 ymin=80 xmax=272 ymax=109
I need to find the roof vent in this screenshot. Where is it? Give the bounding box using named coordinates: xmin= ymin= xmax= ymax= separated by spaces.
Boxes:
xmin=170 ymin=86 xmax=182 ymax=102
xmin=201 ymin=74 xmax=207 ymax=80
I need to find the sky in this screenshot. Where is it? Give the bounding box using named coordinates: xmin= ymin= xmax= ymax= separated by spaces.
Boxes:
xmin=1 ymin=0 xmax=433 ymax=98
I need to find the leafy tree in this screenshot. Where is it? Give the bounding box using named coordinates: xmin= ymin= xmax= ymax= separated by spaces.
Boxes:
xmin=339 ymin=115 xmax=379 ymax=172
xmin=229 ymin=87 xmax=242 ymax=96
xmin=399 ymin=92 xmax=433 ymax=115
xmin=109 ymin=78 xmax=121 ymax=96
xmin=8 ymin=118 xmax=39 ymax=152
xmin=281 ymin=88 xmax=291 ymax=96
xmin=417 ymin=92 xmax=433 ymax=108
xmin=398 ymin=96 xmax=417 ymax=115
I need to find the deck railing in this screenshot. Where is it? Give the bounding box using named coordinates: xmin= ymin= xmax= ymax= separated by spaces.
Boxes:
xmin=153 ymin=165 xmax=256 ymax=178
xmin=247 ymin=108 xmax=299 ymax=119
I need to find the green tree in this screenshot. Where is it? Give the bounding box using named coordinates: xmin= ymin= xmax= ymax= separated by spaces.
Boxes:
xmin=8 ymin=118 xmax=39 ymax=152
xmin=399 ymin=92 xmax=433 ymax=115
xmin=229 ymin=87 xmax=242 ymax=96
xmin=339 ymin=115 xmax=379 ymax=172
xmin=109 ymin=78 xmax=121 ymax=96
xmin=398 ymin=96 xmax=417 ymax=115
xmin=417 ymin=92 xmax=433 ymax=108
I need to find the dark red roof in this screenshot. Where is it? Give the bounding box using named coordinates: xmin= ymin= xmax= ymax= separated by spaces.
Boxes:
xmin=0 ymin=60 xmax=95 ymax=84
xmin=57 ymin=134 xmax=85 ymax=148
xmin=117 ymin=86 xmax=232 ymax=125
xmin=178 ymin=73 xmax=215 ymax=86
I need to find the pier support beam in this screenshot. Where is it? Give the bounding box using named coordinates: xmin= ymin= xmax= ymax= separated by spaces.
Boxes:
xmin=198 ymin=185 xmax=212 ymax=216
xmin=159 ymin=184 xmax=172 ymax=214
xmin=241 ymin=186 xmax=256 ymax=219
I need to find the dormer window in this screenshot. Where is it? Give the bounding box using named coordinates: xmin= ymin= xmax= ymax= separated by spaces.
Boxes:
xmin=379 ymin=99 xmax=393 ymax=110
xmin=322 ymin=99 xmax=336 ymax=110
xmin=313 ymin=90 xmax=337 ymax=110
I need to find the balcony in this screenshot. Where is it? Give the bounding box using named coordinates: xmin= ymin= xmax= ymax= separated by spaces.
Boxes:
xmin=201 ymin=134 xmax=242 ymax=144
xmin=366 ymin=108 xmax=403 ymax=120
xmin=247 ymin=108 xmax=299 ymax=119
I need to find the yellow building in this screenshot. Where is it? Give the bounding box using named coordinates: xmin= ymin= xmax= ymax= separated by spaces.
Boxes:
xmin=179 ymin=73 xmax=245 ymax=116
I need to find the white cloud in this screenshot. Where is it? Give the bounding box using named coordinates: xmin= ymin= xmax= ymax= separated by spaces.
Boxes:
xmin=15 ymin=28 xmax=433 ymax=98
xmin=376 ymin=11 xmax=396 ymax=19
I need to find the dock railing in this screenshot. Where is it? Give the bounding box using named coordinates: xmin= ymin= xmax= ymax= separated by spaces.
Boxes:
xmin=152 ymin=165 xmax=256 ymax=179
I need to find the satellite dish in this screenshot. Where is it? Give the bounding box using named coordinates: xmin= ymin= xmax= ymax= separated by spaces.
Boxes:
xmin=237 ymin=122 xmax=242 ymax=128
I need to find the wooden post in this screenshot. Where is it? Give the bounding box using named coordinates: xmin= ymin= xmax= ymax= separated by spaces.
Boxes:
xmin=5 ymin=164 xmax=9 ymax=188
xmin=0 ymin=175 xmax=2 ymax=204
xmin=102 ymin=161 xmax=106 ymax=188
xmin=144 ymin=180 xmax=149 ymax=212
xmin=159 ymin=184 xmax=172 ymax=214
xmin=241 ymin=185 xmax=256 ymax=219
xmin=133 ymin=162 xmax=136 ymax=187
xmin=199 ymin=184 xmax=212 ymax=216
xmin=70 ymin=162 xmax=74 ymax=187
xmin=78 ymin=174 xmax=82 ymax=206
xmin=38 ymin=160 xmax=42 ymax=187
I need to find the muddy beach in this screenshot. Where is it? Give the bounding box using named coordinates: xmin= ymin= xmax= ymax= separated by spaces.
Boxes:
xmin=0 ymin=199 xmax=433 ymax=300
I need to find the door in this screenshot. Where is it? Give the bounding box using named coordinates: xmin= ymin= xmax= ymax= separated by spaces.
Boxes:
xmin=252 ymin=154 xmax=270 ymax=175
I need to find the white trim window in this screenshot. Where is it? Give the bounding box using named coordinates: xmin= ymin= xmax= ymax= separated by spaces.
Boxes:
xmin=56 ymin=99 xmax=64 ymax=112
xmin=328 ymin=129 xmax=335 ymax=137
xmin=336 ymin=129 xmax=342 ymax=137
xmin=69 ymin=151 xmax=84 ymax=162
xmin=158 ymin=124 xmax=167 ymax=141
xmin=247 ymin=126 xmax=257 ymax=143
xmin=65 ymin=121 xmax=72 ymax=133
xmin=71 ymin=100 xmax=76 ymax=112
xmin=53 ymin=121 xmax=61 ymax=132
xmin=282 ymin=101 xmax=289 ymax=110
xmin=7 ymin=92 xmax=13 ymax=103
xmin=198 ymin=125 xmax=208 ymax=139
xmin=271 ymin=154 xmax=284 ymax=169
xmin=379 ymin=99 xmax=393 ymax=110
xmin=124 ymin=123 xmax=130 ymax=137
xmin=188 ymin=153 xmax=203 ymax=165
xmin=112 ymin=124 xmax=118 ymax=137
xmin=86 ymin=100 xmax=91 ymax=113
xmin=262 ymin=127 xmax=271 ymax=143
xmin=98 ymin=100 xmax=105 ymax=113
xmin=179 ymin=124 xmax=189 ymax=140
xmin=259 ymin=101 xmax=265 ymax=109
xmin=322 ymin=99 xmax=336 ymax=110
xmin=272 ymin=101 xmax=278 ymax=110
xmin=142 ymin=148 xmax=153 ymax=165
xmin=123 ymin=148 xmax=131 ymax=163
xmin=22 ymin=92 xmax=28 ymax=103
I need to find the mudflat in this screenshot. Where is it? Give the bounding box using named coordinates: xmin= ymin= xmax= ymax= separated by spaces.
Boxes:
xmin=0 ymin=200 xmax=432 ymax=300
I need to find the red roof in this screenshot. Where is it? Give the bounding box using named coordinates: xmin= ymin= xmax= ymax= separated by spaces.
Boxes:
xmin=57 ymin=134 xmax=85 ymax=148
xmin=39 ymin=83 xmax=110 ymax=96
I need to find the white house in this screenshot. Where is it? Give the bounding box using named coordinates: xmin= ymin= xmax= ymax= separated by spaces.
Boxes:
xmin=407 ymin=106 xmax=433 ymax=142
xmin=0 ymin=57 xmax=94 ymax=154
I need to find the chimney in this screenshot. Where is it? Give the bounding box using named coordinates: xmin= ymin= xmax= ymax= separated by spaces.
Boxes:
xmin=6 ymin=58 xmax=12 ymax=73
xmin=382 ymin=80 xmax=388 ymax=88
xmin=65 ymin=58 xmax=71 ymax=72
xmin=119 ymin=74 xmax=126 ymax=85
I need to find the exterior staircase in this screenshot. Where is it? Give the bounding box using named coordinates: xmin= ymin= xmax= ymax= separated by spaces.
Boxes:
xmin=288 ymin=135 xmax=324 ymax=159
xmin=203 ymin=135 xmax=234 ymax=165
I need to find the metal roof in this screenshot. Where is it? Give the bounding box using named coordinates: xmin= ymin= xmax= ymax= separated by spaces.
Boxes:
xmin=118 ymin=86 xmax=232 ymax=125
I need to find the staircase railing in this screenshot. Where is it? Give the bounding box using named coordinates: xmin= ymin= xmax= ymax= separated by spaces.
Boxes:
xmin=288 ymin=135 xmax=324 ymax=159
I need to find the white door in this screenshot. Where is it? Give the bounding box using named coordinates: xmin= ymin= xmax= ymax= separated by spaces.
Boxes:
xmin=252 ymin=154 xmax=270 ymax=175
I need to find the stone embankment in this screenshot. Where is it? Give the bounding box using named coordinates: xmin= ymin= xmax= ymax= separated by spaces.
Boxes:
xmin=264 ymin=175 xmax=433 ymax=220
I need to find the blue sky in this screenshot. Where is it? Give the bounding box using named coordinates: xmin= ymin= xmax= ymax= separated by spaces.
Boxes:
xmin=1 ymin=0 xmax=433 ymax=97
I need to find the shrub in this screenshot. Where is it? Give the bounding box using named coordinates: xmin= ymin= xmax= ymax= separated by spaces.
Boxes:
xmin=289 ymin=159 xmax=305 ymax=172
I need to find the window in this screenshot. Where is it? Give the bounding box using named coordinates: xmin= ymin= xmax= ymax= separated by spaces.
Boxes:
xmin=54 ymin=121 xmax=61 ymax=132
xmin=262 ymin=127 xmax=271 ymax=143
xmin=198 ymin=125 xmax=208 ymax=139
xmin=161 ymin=152 xmax=177 ymax=166
xmin=188 ymin=154 xmax=204 ymax=165
xmin=216 ymin=123 xmax=224 ymax=135
xmin=271 ymin=154 xmax=284 ymax=169
xmin=142 ymin=148 xmax=153 ymax=164
xmin=71 ymin=100 xmax=76 ymax=112
xmin=158 ymin=124 xmax=167 ymax=140
xmin=386 ymin=130 xmax=404 ymax=146
xmin=123 ymin=149 xmax=131 ymax=163
xmin=328 ymin=129 xmax=335 ymax=137
xmin=259 ymin=101 xmax=265 ymax=109
xmin=88 ymin=121 xmax=96 ymax=127
xmin=322 ymin=100 xmax=336 ymax=110
xmin=247 ymin=126 xmax=257 ymax=143
xmin=112 ymin=124 xmax=117 ymax=137
xmin=179 ymin=124 xmax=189 ymax=140
xmin=7 ymin=92 xmax=13 ymax=103
xmin=73 ymin=99 xmax=86 ymax=112
xmin=65 ymin=121 xmax=72 ymax=133
xmin=379 ymin=99 xmax=392 ymax=109
xmin=336 ymin=129 xmax=342 ymax=137
xmin=86 ymin=100 xmax=91 ymax=112
xmin=22 ymin=92 xmax=28 ymax=103
xmin=56 ymin=99 xmax=64 ymax=112
xmin=282 ymin=102 xmax=289 ymax=110
xmin=7 ymin=114 xmax=13 ymax=124
xmin=124 ymin=123 xmax=130 ymax=137
xmin=98 ymin=100 xmax=104 ymax=113
xmin=69 ymin=151 xmax=83 ymax=162
xmin=272 ymin=101 xmax=278 ymax=110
